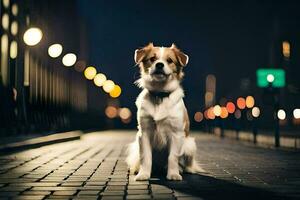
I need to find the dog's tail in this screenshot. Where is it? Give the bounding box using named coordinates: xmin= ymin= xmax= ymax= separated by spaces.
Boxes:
xmin=126 ymin=133 xmax=140 ymax=174
xmin=181 ymin=136 xmax=206 ymax=173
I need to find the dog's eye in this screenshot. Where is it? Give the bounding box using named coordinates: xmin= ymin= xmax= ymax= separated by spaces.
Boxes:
xmin=150 ymin=56 xmax=156 ymax=62
xmin=167 ymin=58 xmax=173 ymax=64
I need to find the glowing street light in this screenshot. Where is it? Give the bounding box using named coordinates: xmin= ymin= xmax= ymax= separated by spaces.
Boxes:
xmin=62 ymin=53 xmax=77 ymax=67
xmin=23 ymin=27 xmax=43 ymax=46
xmin=277 ymin=109 xmax=286 ymax=120
xmin=103 ymin=80 xmax=115 ymax=93
xmin=245 ymin=96 xmax=255 ymax=108
xmin=267 ymin=74 xmax=275 ymax=83
xmin=48 ymin=44 xmax=63 ymax=58
xmin=84 ymin=66 xmax=97 ymax=80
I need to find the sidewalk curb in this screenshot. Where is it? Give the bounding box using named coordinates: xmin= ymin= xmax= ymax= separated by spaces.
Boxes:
xmin=0 ymin=131 xmax=82 ymax=153
xmin=214 ymin=129 xmax=300 ymax=149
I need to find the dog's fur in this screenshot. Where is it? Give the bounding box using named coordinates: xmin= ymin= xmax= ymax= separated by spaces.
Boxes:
xmin=126 ymin=43 xmax=204 ymax=181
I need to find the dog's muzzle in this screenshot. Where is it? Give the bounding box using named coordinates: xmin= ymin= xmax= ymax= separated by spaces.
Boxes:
xmin=151 ymin=62 xmax=169 ymax=81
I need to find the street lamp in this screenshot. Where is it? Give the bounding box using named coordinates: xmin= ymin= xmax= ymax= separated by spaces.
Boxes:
xmin=62 ymin=53 xmax=77 ymax=67
xmin=23 ymin=27 xmax=43 ymax=46
xmin=84 ymin=66 xmax=97 ymax=80
xmin=93 ymin=73 xmax=106 ymax=87
xmin=48 ymin=44 xmax=63 ymax=58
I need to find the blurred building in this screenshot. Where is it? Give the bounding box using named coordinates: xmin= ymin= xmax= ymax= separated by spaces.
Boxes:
xmin=0 ymin=0 xmax=104 ymax=135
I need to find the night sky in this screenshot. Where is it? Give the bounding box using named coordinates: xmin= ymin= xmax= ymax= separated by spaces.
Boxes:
xmin=77 ymin=0 xmax=300 ymax=114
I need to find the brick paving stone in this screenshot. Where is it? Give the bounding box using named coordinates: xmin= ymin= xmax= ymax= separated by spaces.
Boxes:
xmin=101 ymin=196 xmax=124 ymax=200
xmin=22 ymin=190 xmax=51 ymax=195
xmin=127 ymin=189 xmax=149 ymax=195
xmin=77 ymin=190 xmax=99 ymax=196
xmin=0 ymin=131 xmax=299 ymax=200
xmin=126 ymin=194 xmax=152 ymax=199
xmin=52 ymin=190 xmax=77 ymax=196
xmin=12 ymin=195 xmax=46 ymax=200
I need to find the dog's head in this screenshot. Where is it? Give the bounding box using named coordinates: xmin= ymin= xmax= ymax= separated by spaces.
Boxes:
xmin=134 ymin=43 xmax=189 ymax=92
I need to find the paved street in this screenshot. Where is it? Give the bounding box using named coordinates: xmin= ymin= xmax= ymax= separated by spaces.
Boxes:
xmin=0 ymin=131 xmax=299 ymax=200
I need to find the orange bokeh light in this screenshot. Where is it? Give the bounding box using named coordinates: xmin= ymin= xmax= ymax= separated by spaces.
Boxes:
xmin=245 ymin=96 xmax=255 ymax=108
xmin=105 ymin=106 xmax=118 ymax=119
xmin=194 ymin=112 xmax=203 ymax=122
xmin=220 ymin=107 xmax=228 ymax=119
xmin=226 ymin=102 xmax=235 ymax=114
xmin=207 ymin=107 xmax=215 ymax=120
xmin=237 ymin=97 xmax=246 ymax=109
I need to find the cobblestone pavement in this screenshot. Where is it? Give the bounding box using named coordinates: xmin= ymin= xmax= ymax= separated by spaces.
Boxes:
xmin=0 ymin=130 xmax=299 ymax=200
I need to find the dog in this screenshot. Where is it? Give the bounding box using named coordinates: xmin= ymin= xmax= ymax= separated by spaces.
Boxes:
xmin=126 ymin=43 xmax=204 ymax=181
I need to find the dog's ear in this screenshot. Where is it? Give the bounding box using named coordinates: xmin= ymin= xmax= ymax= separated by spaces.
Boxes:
xmin=171 ymin=43 xmax=189 ymax=67
xmin=134 ymin=43 xmax=154 ymax=64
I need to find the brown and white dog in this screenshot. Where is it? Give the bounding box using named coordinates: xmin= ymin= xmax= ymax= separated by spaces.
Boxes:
xmin=126 ymin=43 xmax=203 ymax=181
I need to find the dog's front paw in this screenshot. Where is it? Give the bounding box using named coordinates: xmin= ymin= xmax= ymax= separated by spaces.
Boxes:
xmin=135 ymin=172 xmax=150 ymax=181
xmin=166 ymin=173 xmax=182 ymax=181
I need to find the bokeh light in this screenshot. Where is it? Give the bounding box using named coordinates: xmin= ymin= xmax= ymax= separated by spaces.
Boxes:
xmin=293 ymin=109 xmax=300 ymax=119
xmin=23 ymin=27 xmax=43 ymax=46
xmin=207 ymin=107 xmax=215 ymax=120
xmin=234 ymin=109 xmax=242 ymax=119
xmin=2 ymin=13 xmax=9 ymax=30
xmin=105 ymin=106 xmax=118 ymax=119
xmin=62 ymin=53 xmax=77 ymax=67
xmin=237 ymin=97 xmax=246 ymax=109
xmin=119 ymin=107 xmax=132 ymax=120
xmin=213 ymin=105 xmax=221 ymax=116
xmin=48 ymin=44 xmax=63 ymax=58
xmin=252 ymin=107 xmax=260 ymax=118
xmin=103 ymin=80 xmax=115 ymax=93
xmin=74 ymin=60 xmax=86 ymax=72
xmin=194 ymin=112 xmax=203 ymax=122
xmin=109 ymin=85 xmax=121 ymax=98
xmin=220 ymin=107 xmax=228 ymax=119
xmin=226 ymin=102 xmax=235 ymax=114
xmin=84 ymin=66 xmax=97 ymax=80
xmin=277 ymin=109 xmax=286 ymax=120
xmin=11 ymin=21 xmax=18 ymax=35
xmin=93 ymin=73 xmax=107 ymax=87
xmin=245 ymin=96 xmax=255 ymax=108
xmin=9 ymin=41 xmax=17 ymax=59
xmin=267 ymin=74 xmax=275 ymax=83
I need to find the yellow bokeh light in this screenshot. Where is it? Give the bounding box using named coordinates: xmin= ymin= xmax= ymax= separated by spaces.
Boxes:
xmin=12 ymin=4 xmax=18 ymax=16
xmin=48 ymin=44 xmax=63 ymax=58
xmin=213 ymin=105 xmax=221 ymax=116
xmin=23 ymin=27 xmax=43 ymax=46
xmin=103 ymin=80 xmax=115 ymax=93
xmin=84 ymin=66 xmax=97 ymax=80
xmin=109 ymin=85 xmax=121 ymax=98
xmin=10 ymin=41 xmax=17 ymax=59
xmin=11 ymin=21 xmax=18 ymax=35
xmin=62 ymin=53 xmax=77 ymax=67
xmin=2 ymin=13 xmax=9 ymax=30
xmin=245 ymin=96 xmax=255 ymax=108
xmin=93 ymin=73 xmax=107 ymax=87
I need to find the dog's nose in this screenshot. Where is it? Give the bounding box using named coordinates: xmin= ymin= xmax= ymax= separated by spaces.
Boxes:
xmin=155 ymin=62 xmax=164 ymax=70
